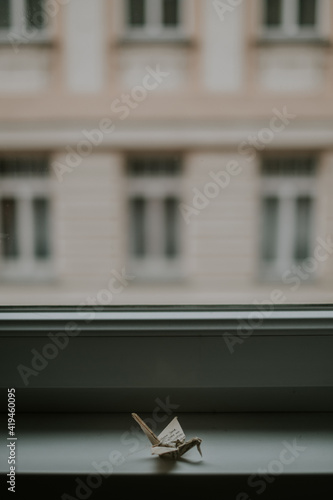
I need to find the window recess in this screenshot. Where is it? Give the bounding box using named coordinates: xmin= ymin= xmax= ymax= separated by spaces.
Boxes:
xmin=261 ymin=0 xmax=323 ymax=40
xmin=0 ymin=0 xmax=50 ymax=44
xmin=260 ymin=156 xmax=317 ymax=281
xmin=125 ymin=0 xmax=185 ymax=40
xmin=127 ymin=156 xmax=183 ymax=281
xmin=0 ymin=156 xmax=54 ymax=282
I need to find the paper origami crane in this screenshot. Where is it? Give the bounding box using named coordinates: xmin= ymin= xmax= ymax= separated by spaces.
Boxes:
xmin=132 ymin=413 xmax=202 ymax=459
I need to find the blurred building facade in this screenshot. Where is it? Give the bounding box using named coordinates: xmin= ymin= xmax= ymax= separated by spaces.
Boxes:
xmin=0 ymin=0 xmax=333 ymax=305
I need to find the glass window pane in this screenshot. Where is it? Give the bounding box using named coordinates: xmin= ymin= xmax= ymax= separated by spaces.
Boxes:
xmin=262 ymin=197 xmax=279 ymax=261
xmin=0 ymin=0 xmax=329 ymax=307
xmin=127 ymin=158 xmax=145 ymax=176
xmin=0 ymin=157 xmax=49 ymax=177
xmin=298 ymin=0 xmax=316 ymax=26
xmin=128 ymin=0 xmax=145 ymax=27
xmin=262 ymin=157 xmax=315 ymax=177
xmin=164 ymin=197 xmax=178 ymax=257
xmin=127 ymin=156 xmax=180 ymax=176
xmin=294 ymin=197 xmax=312 ymax=261
xmin=163 ymin=0 xmax=179 ymax=27
xmin=33 ymin=198 xmax=50 ymax=259
xmin=130 ymin=198 xmax=146 ymax=256
xmin=264 ymin=0 xmax=282 ymax=27
xmin=26 ymin=0 xmax=46 ymax=30
xmin=1 ymin=199 xmax=18 ymax=259
xmin=0 ymin=0 xmax=11 ymax=29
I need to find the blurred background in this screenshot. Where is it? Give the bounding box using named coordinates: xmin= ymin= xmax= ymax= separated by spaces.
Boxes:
xmin=0 ymin=0 xmax=333 ymax=305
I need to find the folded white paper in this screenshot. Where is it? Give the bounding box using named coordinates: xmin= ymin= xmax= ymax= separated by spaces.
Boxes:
xmin=132 ymin=413 xmax=202 ymax=459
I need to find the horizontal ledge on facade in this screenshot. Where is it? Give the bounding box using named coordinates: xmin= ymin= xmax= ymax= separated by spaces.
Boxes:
xmin=3 ymin=121 xmax=333 ymax=149
xmin=0 ymin=38 xmax=56 ymax=48
xmin=115 ymin=36 xmax=194 ymax=47
xmin=255 ymin=36 xmax=332 ymax=47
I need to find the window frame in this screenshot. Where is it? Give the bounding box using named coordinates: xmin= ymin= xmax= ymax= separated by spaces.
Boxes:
xmin=0 ymin=0 xmax=51 ymax=45
xmin=259 ymin=157 xmax=318 ymax=281
xmin=0 ymin=156 xmax=55 ymax=282
xmin=0 ymin=304 xmax=333 ymax=412
xmin=124 ymin=0 xmax=187 ymax=41
xmin=126 ymin=155 xmax=185 ymax=282
xmin=261 ymin=0 xmax=323 ymax=40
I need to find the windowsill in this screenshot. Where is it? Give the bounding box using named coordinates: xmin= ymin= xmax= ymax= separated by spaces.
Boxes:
xmin=0 ymin=33 xmax=55 ymax=47
xmin=257 ymin=274 xmax=319 ymax=286
xmin=258 ymin=261 xmax=320 ymax=284
xmin=1 ymin=413 xmax=332 ymax=497
xmin=256 ymin=35 xmax=331 ymax=46
xmin=129 ymin=260 xmax=185 ymax=283
xmin=0 ymin=306 xmax=332 ymax=497
xmin=129 ymin=270 xmax=186 ymax=282
xmin=1 ymin=412 xmax=332 ymax=475
xmin=117 ymin=35 xmax=194 ymax=47
xmin=0 ymin=264 xmax=56 ymax=284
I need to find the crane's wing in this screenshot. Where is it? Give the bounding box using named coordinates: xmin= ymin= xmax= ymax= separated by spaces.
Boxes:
xmin=131 ymin=413 xmax=160 ymax=446
xmin=157 ymin=417 xmax=186 ymax=446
